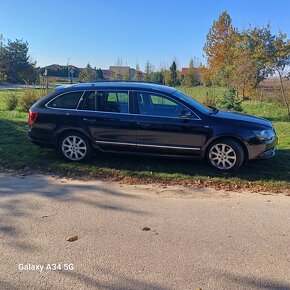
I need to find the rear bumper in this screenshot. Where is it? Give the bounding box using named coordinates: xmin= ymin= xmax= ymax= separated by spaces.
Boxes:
xmin=28 ymin=135 xmax=54 ymax=149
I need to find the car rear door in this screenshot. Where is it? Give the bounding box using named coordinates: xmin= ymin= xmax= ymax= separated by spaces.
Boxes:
xmin=78 ymin=90 xmax=137 ymax=152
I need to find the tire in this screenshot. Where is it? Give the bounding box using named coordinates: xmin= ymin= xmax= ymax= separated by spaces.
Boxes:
xmin=206 ymin=138 xmax=244 ymax=172
xmin=58 ymin=132 xmax=92 ymax=162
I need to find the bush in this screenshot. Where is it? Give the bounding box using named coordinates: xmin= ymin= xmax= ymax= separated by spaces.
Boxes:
xmin=20 ymin=89 xmax=42 ymax=112
xmin=203 ymin=95 xmax=217 ymax=107
xmin=220 ymin=88 xmax=243 ymax=111
xmin=4 ymin=93 xmax=18 ymax=110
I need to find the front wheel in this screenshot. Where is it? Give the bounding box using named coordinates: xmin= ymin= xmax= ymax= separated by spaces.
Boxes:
xmin=58 ymin=133 xmax=92 ymax=162
xmin=206 ymin=139 xmax=244 ymax=171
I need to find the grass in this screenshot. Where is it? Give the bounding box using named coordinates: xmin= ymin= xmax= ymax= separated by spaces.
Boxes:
xmin=0 ymin=89 xmax=24 ymax=109
xmin=0 ymin=87 xmax=289 ymax=192
xmin=175 ymin=85 xmax=226 ymax=102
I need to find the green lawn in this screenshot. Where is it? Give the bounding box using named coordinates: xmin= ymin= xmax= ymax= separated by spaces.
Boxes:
xmin=0 ymin=87 xmax=289 ymax=192
xmin=176 ymin=85 xmax=226 ymax=98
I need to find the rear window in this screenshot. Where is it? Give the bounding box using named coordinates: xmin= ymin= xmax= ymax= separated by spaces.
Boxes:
xmin=47 ymin=91 xmax=83 ymax=109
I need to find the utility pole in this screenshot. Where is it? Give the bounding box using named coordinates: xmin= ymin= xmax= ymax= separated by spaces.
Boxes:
xmin=70 ymin=67 xmax=74 ymax=84
xmin=67 ymin=58 xmax=70 ymax=83
xmin=44 ymin=67 xmax=48 ymax=90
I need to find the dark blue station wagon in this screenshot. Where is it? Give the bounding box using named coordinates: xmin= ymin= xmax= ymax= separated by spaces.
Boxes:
xmin=28 ymin=82 xmax=277 ymax=171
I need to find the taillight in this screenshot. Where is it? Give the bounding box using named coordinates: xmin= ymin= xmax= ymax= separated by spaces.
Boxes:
xmin=28 ymin=111 xmax=38 ymax=126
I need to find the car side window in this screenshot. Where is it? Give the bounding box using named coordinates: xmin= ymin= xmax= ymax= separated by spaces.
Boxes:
xmin=47 ymin=91 xmax=83 ymax=109
xmin=137 ymin=92 xmax=184 ymax=117
xmin=81 ymin=91 xmax=129 ymax=113
xmin=98 ymin=91 xmax=129 ymax=113
xmin=81 ymin=92 xmax=97 ymax=111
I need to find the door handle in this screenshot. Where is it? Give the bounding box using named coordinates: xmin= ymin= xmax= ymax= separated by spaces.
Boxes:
xmin=137 ymin=122 xmax=151 ymax=128
xmin=83 ymin=118 xmax=96 ymax=123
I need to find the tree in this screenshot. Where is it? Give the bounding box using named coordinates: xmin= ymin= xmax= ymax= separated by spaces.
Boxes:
xmin=135 ymin=63 xmax=142 ymax=80
xmin=0 ymin=34 xmax=7 ymax=82
xmin=144 ymin=60 xmax=152 ymax=82
xmin=6 ymin=39 xmax=35 ymax=83
xmin=169 ymin=60 xmax=178 ymax=86
xmin=0 ymin=37 xmax=37 ymax=84
xmin=232 ymin=44 xmax=256 ymax=99
xmin=204 ymin=11 xmax=238 ymax=87
xmin=79 ymin=63 xmax=96 ymax=82
xmin=242 ymin=24 xmax=276 ymax=86
xmin=267 ymin=31 xmax=290 ymax=119
xmin=163 ymin=69 xmax=171 ymax=86
xmin=169 ymin=61 xmax=178 ymax=86
xmin=96 ymin=68 xmax=104 ymax=80
xmin=220 ymin=88 xmax=243 ymax=111
xmin=150 ymin=71 xmax=163 ymax=84
xmin=199 ymin=65 xmax=213 ymax=87
xmin=243 ymin=26 xmax=290 ymax=117
xmin=185 ymin=59 xmax=199 ymax=86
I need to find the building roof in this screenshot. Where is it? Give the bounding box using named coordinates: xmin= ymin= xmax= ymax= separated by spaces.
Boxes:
xmin=181 ymin=68 xmax=189 ymax=75
xmin=109 ymin=66 xmax=131 ymax=76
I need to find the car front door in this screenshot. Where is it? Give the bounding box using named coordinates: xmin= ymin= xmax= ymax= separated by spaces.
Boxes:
xmin=133 ymin=91 xmax=208 ymax=156
xmin=78 ymin=90 xmax=137 ymax=152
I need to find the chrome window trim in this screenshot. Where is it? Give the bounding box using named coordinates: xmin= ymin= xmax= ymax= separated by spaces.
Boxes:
xmin=131 ymin=90 xmax=201 ymax=120
xmin=46 ymin=107 xmax=201 ymax=121
xmin=45 ymin=90 xmax=85 ymax=110
xmin=95 ymin=140 xmax=200 ymax=151
xmin=45 ymin=89 xmax=202 ymax=121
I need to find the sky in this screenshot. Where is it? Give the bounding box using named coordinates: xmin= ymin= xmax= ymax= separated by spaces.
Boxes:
xmin=0 ymin=0 xmax=289 ymax=70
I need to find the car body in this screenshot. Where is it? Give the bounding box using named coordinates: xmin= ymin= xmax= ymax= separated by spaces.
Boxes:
xmin=28 ymin=82 xmax=277 ymax=171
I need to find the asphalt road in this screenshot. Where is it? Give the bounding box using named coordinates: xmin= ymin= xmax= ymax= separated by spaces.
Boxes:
xmin=0 ymin=173 xmax=289 ymax=290
xmin=0 ymin=84 xmax=43 ymax=90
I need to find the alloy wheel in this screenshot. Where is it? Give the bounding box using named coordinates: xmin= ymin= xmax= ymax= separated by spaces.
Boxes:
xmin=208 ymin=143 xmax=237 ymax=170
xmin=61 ymin=135 xmax=87 ymax=161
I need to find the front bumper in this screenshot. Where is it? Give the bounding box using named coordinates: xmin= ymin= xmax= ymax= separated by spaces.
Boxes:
xmin=258 ymin=148 xmax=276 ymax=159
xmin=248 ymin=135 xmax=278 ymax=160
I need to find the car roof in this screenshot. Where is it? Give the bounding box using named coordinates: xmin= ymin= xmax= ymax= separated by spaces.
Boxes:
xmin=54 ymin=81 xmax=177 ymax=94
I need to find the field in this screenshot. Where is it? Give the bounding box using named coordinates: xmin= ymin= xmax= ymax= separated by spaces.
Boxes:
xmin=0 ymin=86 xmax=289 ymax=192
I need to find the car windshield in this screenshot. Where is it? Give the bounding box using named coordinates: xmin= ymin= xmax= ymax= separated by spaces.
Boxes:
xmin=173 ymin=90 xmax=211 ymax=114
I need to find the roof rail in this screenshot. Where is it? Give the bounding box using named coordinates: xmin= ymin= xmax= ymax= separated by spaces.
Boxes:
xmin=89 ymin=80 xmax=164 ymax=85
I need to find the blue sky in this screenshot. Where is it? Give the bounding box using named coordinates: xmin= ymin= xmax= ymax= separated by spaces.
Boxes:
xmin=0 ymin=0 xmax=289 ymax=70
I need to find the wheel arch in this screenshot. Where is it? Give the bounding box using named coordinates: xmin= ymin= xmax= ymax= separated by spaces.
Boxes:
xmin=203 ymin=135 xmax=249 ymax=163
xmin=53 ymin=128 xmax=92 ymax=148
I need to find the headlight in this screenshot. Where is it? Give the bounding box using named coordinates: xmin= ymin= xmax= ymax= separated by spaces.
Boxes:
xmin=254 ymin=129 xmax=275 ymax=141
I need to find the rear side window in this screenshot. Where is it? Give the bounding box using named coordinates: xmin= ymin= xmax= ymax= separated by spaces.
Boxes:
xmin=47 ymin=91 xmax=83 ymax=109
xmin=80 ymin=91 xmax=129 ymax=113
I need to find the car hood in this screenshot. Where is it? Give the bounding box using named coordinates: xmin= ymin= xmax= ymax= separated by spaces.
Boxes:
xmin=211 ymin=110 xmax=272 ymax=127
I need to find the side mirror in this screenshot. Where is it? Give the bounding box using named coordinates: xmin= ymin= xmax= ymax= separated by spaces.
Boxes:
xmin=180 ymin=109 xmax=192 ymax=120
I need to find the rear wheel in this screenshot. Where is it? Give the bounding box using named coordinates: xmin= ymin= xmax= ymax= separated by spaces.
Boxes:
xmin=58 ymin=132 xmax=92 ymax=162
xmin=207 ymin=139 xmax=244 ymax=171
